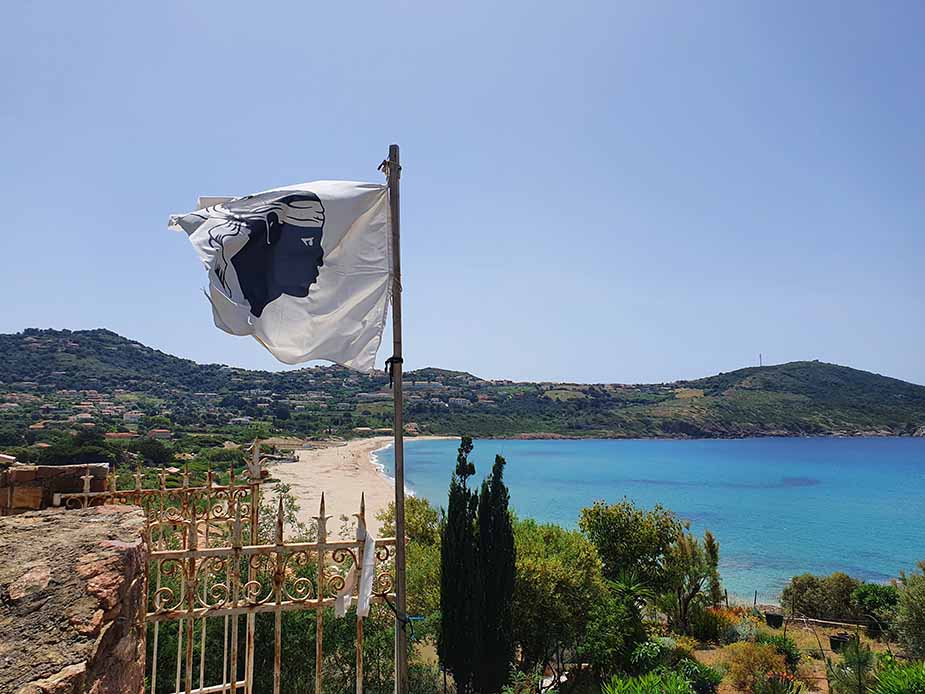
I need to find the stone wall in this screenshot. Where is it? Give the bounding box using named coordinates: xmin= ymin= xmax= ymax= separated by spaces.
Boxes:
xmin=0 ymin=505 xmax=147 ymax=694
xmin=0 ymin=464 xmax=108 ymax=515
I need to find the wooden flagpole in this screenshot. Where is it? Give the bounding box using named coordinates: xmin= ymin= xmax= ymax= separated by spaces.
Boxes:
xmin=385 ymin=143 xmax=409 ymax=694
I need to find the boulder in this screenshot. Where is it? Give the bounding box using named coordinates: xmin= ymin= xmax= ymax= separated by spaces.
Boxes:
xmin=0 ymin=505 xmax=147 ymax=693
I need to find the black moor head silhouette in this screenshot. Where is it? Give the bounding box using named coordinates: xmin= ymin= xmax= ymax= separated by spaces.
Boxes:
xmin=208 ymin=192 xmax=325 ymax=318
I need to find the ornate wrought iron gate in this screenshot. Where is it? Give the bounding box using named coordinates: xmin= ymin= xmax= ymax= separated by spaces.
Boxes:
xmin=55 ymin=462 xmax=397 ymax=694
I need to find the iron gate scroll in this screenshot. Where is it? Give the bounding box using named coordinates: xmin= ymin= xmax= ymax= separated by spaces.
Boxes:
xmin=54 ymin=464 xmax=397 ymax=694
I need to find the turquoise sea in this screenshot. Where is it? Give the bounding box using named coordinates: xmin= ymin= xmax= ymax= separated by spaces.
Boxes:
xmin=376 ymin=437 xmax=925 ymax=601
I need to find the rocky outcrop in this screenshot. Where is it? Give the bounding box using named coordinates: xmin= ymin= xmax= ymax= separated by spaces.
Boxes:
xmin=0 ymin=505 xmax=147 ymax=694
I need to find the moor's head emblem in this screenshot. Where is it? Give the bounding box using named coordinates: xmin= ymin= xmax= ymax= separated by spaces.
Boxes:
xmin=207 ymin=192 xmax=325 ymax=318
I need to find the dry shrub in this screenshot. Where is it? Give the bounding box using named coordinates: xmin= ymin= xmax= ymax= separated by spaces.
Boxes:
xmin=673 ymin=635 xmax=700 ymax=659
xmin=724 ymin=642 xmax=787 ymax=693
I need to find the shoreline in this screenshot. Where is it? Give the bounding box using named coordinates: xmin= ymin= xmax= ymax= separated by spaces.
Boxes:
xmin=268 ymin=435 xmax=454 ymax=538
xmin=415 ymin=432 xmax=924 ymax=441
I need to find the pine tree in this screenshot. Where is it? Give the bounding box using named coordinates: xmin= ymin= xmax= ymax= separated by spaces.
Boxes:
xmin=475 ymin=454 xmax=516 ymax=693
xmin=704 ymin=530 xmax=723 ymax=607
xmin=439 ymin=437 xmax=481 ymax=693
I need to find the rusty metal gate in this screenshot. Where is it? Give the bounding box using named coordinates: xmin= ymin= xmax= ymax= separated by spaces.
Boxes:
xmin=55 ymin=460 xmax=397 ymax=694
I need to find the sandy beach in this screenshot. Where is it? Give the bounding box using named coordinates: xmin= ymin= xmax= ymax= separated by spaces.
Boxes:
xmin=268 ymin=436 xmax=453 ymax=539
xmin=269 ymin=437 xmax=393 ymax=538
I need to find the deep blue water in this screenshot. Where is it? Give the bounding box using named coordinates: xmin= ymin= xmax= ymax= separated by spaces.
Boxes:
xmin=375 ymin=437 xmax=925 ymax=600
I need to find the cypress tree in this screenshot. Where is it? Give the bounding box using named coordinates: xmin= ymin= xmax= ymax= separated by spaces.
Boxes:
xmin=439 ymin=437 xmax=480 ymax=693
xmin=475 ymin=454 xmax=516 ymax=693
xmin=704 ymin=530 xmax=723 ymax=607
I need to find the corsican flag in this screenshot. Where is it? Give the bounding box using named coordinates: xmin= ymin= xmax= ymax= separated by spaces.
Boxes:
xmin=169 ymin=181 xmax=390 ymax=372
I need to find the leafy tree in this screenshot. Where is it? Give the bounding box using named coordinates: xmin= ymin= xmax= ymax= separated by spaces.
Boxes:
xmin=512 ymin=518 xmax=604 ymax=683
xmin=37 ymin=439 xmax=115 ymax=465
xmin=896 ymin=561 xmax=925 ymax=658
xmin=781 ymin=572 xmax=861 ymax=620
xmin=74 ymin=429 xmax=106 ymax=448
xmin=144 ymin=415 xmax=172 ymax=430
xmin=379 ymin=496 xmax=441 ymax=547
xmin=0 ymin=427 xmax=23 ymax=447
xmin=220 ymin=394 xmax=247 ymax=409
xmin=439 ymin=437 xmax=481 ymax=693
xmin=851 ymin=583 xmax=899 ymax=634
xmin=475 ymin=454 xmax=516 ymax=693
xmin=206 ymin=446 xmax=244 ymax=463
xmin=579 ymin=498 xmax=682 ymax=590
xmin=378 ymin=497 xmax=442 ymax=642
xmin=130 ymin=438 xmax=173 ymax=466
xmin=1 ymin=446 xmax=36 ymax=464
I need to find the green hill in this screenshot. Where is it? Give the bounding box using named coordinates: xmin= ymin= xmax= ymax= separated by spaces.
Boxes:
xmin=1 ymin=328 xmax=923 ymax=440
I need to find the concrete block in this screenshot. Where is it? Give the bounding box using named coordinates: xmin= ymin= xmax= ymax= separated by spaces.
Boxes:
xmin=11 ymin=486 xmax=44 ymax=510
xmin=9 ymin=466 xmax=37 ymax=483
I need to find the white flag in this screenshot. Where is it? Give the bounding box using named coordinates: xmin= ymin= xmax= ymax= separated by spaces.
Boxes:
xmin=170 ymin=181 xmax=390 ymax=372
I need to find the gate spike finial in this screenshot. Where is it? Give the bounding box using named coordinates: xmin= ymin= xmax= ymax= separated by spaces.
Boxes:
xmin=189 ymin=503 xmax=198 ymax=551
xmin=356 ymin=493 xmax=368 ymax=541
xmin=316 ymin=493 xmax=330 ymax=542
xmin=233 ymin=501 xmax=243 ymax=548
xmin=276 ymin=497 xmax=285 ymax=545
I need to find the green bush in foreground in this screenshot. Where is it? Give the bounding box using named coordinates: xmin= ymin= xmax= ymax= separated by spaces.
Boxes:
xmin=754 ymin=672 xmax=805 ymax=694
xmin=671 ymin=658 xmax=723 ymax=694
xmin=874 ymin=659 xmax=925 ymax=694
xmin=601 ymin=671 xmax=694 ymax=694
xmin=897 ymin=562 xmax=925 ymax=659
xmin=629 ymin=640 xmax=668 ymax=674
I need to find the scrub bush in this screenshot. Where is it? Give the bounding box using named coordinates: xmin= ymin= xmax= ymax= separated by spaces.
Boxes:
xmin=724 ymin=642 xmax=787 ymax=693
xmin=756 ymin=633 xmax=802 ymax=673
xmin=896 ymin=562 xmax=925 ymax=658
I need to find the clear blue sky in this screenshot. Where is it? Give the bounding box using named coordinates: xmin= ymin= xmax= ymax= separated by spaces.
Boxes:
xmin=1 ymin=2 xmax=922 ymax=385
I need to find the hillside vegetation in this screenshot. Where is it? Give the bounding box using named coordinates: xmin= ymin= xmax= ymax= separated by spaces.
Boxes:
xmin=2 ymin=328 xmax=924 ymax=440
